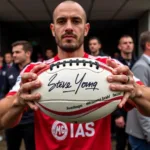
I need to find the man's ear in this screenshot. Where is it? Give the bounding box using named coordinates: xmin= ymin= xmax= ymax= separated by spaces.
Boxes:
xmin=99 ymin=44 xmax=102 ymax=49
xmin=118 ymin=44 xmax=121 ymax=51
xmin=50 ymin=23 xmax=55 ymax=37
xmin=26 ymin=51 xmax=31 ymax=57
xmin=146 ymin=42 xmax=150 ymax=50
xmin=84 ymin=23 xmax=90 ymax=37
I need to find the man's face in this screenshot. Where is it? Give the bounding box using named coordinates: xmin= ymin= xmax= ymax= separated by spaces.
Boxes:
xmin=118 ymin=37 xmax=134 ymax=54
xmin=46 ymin=49 xmax=53 ymax=59
xmin=5 ymin=53 xmax=13 ymax=64
xmin=51 ymin=2 xmax=89 ymax=52
xmin=0 ymin=56 xmax=3 ymax=63
xmin=12 ymin=45 xmax=29 ymax=64
xmin=89 ymin=39 xmax=101 ymax=53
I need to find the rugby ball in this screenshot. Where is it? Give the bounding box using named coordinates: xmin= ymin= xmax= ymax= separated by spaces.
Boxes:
xmin=32 ymin=58 xmax=123 ymax=123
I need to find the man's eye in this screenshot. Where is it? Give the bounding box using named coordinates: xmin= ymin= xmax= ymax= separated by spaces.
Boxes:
xmin=72 ymin=20 xmax=80 ymax=24
xmin=57 ymin=20 xmax=66 ymax=24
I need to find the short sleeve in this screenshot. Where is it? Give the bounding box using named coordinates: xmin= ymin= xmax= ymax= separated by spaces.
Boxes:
xmin=6 ymin=62 xmax=41 ymax=96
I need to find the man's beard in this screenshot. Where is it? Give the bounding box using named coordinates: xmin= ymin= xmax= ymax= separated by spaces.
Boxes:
xmin=55 ymin=35 xmax=84 ymax=52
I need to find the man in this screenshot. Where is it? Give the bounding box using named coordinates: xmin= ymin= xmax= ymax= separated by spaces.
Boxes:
xmin=45 ymin=49 xmax=54 ymax=60
xmin=0 ymin=54 xmax=4 ymax=69
xmin=114 ymin=35 xmax=137 ymax=150
xmin=88 ymin=37 xmax=107 ymax=56
xmin=4 ymin=52 xmax=13 ymax=68
xmin=0 ymin=1 xmax=150 ymax=150
xmin=0 ymin=54 xmax=5 ymax=99
xmin=2 ymin=41 xmax=35 ymax=150
xmin=0 ymin=53 xmax=5 ymax=141
xmin=117 ymin=35 xmax=137 ymax=68
xmin=126 ymin=31 xmax=150 ymax=150
xmin=0 ymin=53 xmax=13 ymax=98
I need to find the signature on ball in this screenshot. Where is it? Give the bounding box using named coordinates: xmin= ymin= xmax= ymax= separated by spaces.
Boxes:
xmin=48 ymin=73 xmax=99 ymax=94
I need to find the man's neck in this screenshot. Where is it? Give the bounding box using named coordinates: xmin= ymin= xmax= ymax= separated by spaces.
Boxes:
xmin=91 ymin=50 xmax=99 ymax=56
xmin=18 ymin=60 xmax=31 ymax=70
xmin=121 ymin=52 xmax=132 ymax=60
xmin=57 ymin=46 xmax=85 ymax=59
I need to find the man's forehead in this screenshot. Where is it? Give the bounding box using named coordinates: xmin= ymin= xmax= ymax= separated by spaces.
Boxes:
xmin=13 ymin=45 xmax=23 ymax=50
xmin=53 ymin=2 xmax=86 ymax=21
xmin=120 ymin=37 xmax=133 ymax=42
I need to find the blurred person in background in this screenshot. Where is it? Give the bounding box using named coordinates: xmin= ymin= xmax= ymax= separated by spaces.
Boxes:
xmin=126 ymin=31 xmax=150 ymax=150
xmin=0 ymin=53 xmax=13 ymax=96
xmin=2 ymin=41 xmax=35 ymax=150
xmin=4 ymin=52 xmax=13 ymax=68
xmin=0 ymin=53 xmax=5 ymax=99
xmin=88 ymin=36 xmax=107 ymax=56
xmin=113 ymin=51 xmax=120 ymax=59
xmin=45 ymin=49 xmax=54 ymax=60
xmin=114 ymin=35 xmax=137 ymax=150
xmin=0 ymin=54 xmax=4 ymax=69
xmin=37 ymin=52 xmax=44 ymax=62
xmin=0 ymin=53 xmax=5 ymax=141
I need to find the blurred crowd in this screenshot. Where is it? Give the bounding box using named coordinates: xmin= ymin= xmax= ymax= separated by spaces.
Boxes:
xmin=0 ymin=31 xmax=150 ymax=150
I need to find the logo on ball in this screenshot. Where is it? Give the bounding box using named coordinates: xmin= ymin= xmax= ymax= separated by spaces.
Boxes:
xmin=51 ymin=121 xmax=68 ymax=140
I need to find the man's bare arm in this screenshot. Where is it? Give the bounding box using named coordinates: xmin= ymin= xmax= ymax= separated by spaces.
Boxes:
xmin=0 ymin=95 xmax=25 ymax=129
xmin=0 ymin=64 xmax=46 ymax=129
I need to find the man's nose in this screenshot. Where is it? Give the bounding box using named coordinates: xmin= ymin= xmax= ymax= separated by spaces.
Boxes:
xmin=65 ymin=21 xmax=73 ymax=32
xmin=13 ymin=53 xmax=16 ymax=57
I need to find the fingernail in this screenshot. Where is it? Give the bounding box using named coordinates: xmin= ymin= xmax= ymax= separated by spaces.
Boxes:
xmin=108 ymin=76 xmax=113 ymax=81
xmin=110 ymin=85 xmax=116 ymax=90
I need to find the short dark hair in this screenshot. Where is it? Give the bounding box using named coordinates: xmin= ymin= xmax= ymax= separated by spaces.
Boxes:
xmin=5 ymin=52 xmax=12 ymax=56
xmin=89 ymin=37 xmax=101 ymax=44
xmin=140 ymin=31 xmax=150 ymax=51
xmin=11 ymin=40 xmax=33 ymax=53
xmin=46 ymin=49 xmax=53 ymax=52
xmin=119 ymin=35 xmax=133 ymax=44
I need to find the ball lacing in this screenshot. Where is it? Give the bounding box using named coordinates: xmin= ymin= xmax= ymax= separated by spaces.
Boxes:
xmin=50 ymin=59 xmax=99 ymax=70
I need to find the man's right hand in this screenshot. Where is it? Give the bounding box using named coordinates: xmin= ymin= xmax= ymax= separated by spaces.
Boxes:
xmin=13 ymin=63 xmax=47 ymax=110
xmin=115 ymin=116 xmax=125 ymax=128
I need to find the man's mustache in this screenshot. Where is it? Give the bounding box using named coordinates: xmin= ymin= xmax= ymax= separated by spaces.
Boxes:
xmin=61 ymin=34 xmax=77 ymax=39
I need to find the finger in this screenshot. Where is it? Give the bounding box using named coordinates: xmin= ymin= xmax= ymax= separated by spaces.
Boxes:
xmin=109 ymin=84 xmax=134 ymax=92
xmin=20 ymin=80 xmax=42 ymax=92
xmin=107 ymin=75 xmax=134 ymax=84
xmin=20 ymin=93 xmax=41 ymax=102
xmin=106 ymin=58 xmax=120 ymax=69
xmin=31 ymin=63 xmax=47 ymax=74
xmin=112 ymin=65 xmax=129 ymax=75
xmin=118 ymin=92 xmax=130 ymax=108
xmin=26 ymin=102 xmax=39 ymax=111
xmin=21 ymin=73 xmax=37 ymax=83
xmin=112 ymin=66 xmax=134 ymax=76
